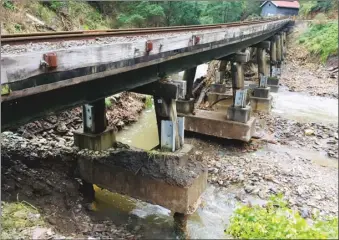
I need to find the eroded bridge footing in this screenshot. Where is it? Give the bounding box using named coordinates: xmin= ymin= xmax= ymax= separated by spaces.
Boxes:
xmin=73 ymin=84 xmax=207 ymax=239
xmin=178 ymin=51 xmax=256 ymax=142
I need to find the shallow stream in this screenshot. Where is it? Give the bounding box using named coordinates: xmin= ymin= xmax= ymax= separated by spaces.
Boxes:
xmin=94 ymin=65 xmax=338 ymax=238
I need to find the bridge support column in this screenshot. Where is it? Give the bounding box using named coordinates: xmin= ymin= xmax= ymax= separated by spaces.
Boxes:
xmin=227 ymin=53 xmax=252 ymax=123
xmin=250 ymin=75 xmax=272 ymax=113
xmin=207 ymin=60 xmax=230 ymax=106
xmin=250 ymin=42 xmax=273 ymax=112
xmin=73 ymin=99 xmax=116 ymax=151
xmin=183 ymin=67 xmax=197 ymax=100
xmin=268 ymin=36 xmax=280 ymax=92
xmin=175 ymin=67 xmax=197 ymax=115
xmin=216 ymin=60 xmax=227 ymax=84
xmin=154 ymin=96 xmax=184 ymax=152
xmin=276 ymin=34 xmax=283 ymax=77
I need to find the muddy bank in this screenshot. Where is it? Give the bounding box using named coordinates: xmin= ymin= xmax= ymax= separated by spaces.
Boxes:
xmin=14 ymin=92 xmax=145 ymax=140
xmin=282 ymin=30 xmax=338 ymax=98
xmin=1 ymin=132 xmax=140 ymax=239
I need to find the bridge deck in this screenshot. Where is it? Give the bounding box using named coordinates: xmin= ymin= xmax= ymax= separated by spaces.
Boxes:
xmin=1 ymin=19 xmax=291 ymax=130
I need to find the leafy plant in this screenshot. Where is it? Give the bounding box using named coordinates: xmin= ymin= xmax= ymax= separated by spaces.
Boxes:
xmin=144 ymin=95 xmax=153 ymax=109
xmin=298 ymin=22 xmax=338 ymax=62
xmin=2 ymin=0 xmax=15 ymax=10
xmin=105 ymin=98 xmax=112 ymax=108
xmin=225 ymin=193 xmax=338 ymax=239
xmin=14 ymin=23 xmax=22 ymax=32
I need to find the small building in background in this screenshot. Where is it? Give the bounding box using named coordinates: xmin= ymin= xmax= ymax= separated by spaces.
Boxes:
xmin=260 ymin=1 xmax=300 ymax=17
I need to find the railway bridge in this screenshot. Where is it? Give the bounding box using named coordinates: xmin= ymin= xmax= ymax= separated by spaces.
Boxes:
xmin=1 ymin=18 xmax=293 ymax=234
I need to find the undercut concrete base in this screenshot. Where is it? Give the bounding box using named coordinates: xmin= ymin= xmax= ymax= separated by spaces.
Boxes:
xmin=250 ymin=95 xmax=273 ymax=113
xmin=179 ymin=110 xmax=256 ymax=142
xmin=74 ymin=127 xmax=116 ymax=151
xmin=77 ymin=144 xmax=207 ymax=214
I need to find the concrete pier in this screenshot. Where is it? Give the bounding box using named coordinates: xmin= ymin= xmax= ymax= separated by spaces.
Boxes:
xmin=77 ymin=144 xmax=207 ymax=214
xmin=250 ymin=42 xmax=273 ymax=112
xmin=183 ymin=67 xmax=197 ymax=100
xmin=180 ymin=110 xmax=255 ymax=142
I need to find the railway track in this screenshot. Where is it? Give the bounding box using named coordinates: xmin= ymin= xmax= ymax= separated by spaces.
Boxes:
xmin=1 ymin=18 xmax=287 ymax=45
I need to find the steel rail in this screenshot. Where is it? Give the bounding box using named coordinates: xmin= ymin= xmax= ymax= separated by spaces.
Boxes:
xmin=1 ymin=18 xmax=286 ymax=45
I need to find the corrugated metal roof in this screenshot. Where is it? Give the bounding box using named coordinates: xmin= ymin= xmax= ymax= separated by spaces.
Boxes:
xmin=261 ymin=1 xmax=300 ymax=9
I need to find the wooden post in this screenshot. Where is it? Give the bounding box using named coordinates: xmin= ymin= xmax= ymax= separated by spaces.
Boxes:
xmin=153 ymin=96 xmax=182 ymax=151
xmin=82 ymin=98 xmax=107 ymax=134
xmin=231 ymin=61 xmax=245 ymax=106
xmin=270 ymin=37 xmax=277 ymax=77
xmin=183 ymin=67 xmax=197 ymax=100
xmin=257 ymin=47 xmax=268 ymax=78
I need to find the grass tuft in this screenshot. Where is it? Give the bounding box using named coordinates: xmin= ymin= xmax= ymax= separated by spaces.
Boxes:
xmin=225 ymin=193 xmax=338 ymax=239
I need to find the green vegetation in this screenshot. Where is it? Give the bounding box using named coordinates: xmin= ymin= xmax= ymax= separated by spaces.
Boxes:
xmin=300 ymin=0 xmax=338 ymax=19
xmin=2 ymin=0 xmax=15 ymax=10
xmin=105 ymin=98 xmax=112 ymax=108
xmin=299 ymin=20 xmax=338 ymax=62
xmin=225 ymin=194 xmax=338 ymax=239
xmin=144 ymin=95 xmax=153 ymax=109
xmin=2 ymin=1 xmax=263 ymax=33
xmin=1 ymin=201 xmax=45 ymax=239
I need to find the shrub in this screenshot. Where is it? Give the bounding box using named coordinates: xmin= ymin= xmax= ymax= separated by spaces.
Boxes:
xmin=298 ymin=22 xmax=338 ymax=62
xmin=225 ymin=194 xmax=338 ymax=239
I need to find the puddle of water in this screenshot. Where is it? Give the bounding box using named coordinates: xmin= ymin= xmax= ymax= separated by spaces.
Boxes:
xmin=256 ymin=143 xmax=338 ymax=168
xmin=92 ymin=184 xmax=265 ymax=239
xmin=116 ymin=106 xmax=159 ymax=151
xmin=272 ymin=88 xmax=338 ymax=125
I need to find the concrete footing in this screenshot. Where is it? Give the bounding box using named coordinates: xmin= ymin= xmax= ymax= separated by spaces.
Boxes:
xmin=176 ymin=98 xmax=195 ymax=114
xmin=253 ymin=87 xmax=270 ymax=99
xmin=250 ymin=95 xmax=273 ymax=113
xmin=77 ymin=144 xmax=207 ymax=214
xmin=267 ymin=77 xmax=279 ymax=92
xmin=179 ymin=110 xmax=256 ymax=142
xmin=227 ymin=106 xmax=251 ymax=123
xmin=74 ymin=127 xmax=116 ymax=151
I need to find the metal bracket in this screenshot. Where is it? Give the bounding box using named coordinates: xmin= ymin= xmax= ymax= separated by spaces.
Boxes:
xmin=40 ymin=53 xmax=57 ymax=70
xmin=146 ymin=41 xmax=153 ymax=53
xmin=234 ymin=89 xmax=247 ymax=108
xmin=171 ymin=80 xmax=187 ymax=99
xmin=83 ymin=104 xmax=93 ymax=131
xmin=259 ymin=75 xmax=268 ymax=88
xmin=160 ymin=117 xmax=185 ymax=152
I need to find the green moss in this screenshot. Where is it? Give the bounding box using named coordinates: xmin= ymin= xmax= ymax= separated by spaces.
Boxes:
xmin=1 ymin=201 xmax=45 ymax=239
xmin=225 ymin=194 xmax=338 ymax=239
xmin=298 ymin=22 xmax=338 ymax=62
xmin=105 ymin=98 xmax=112 ymax=108
xmin=144 ymin=95 xmax=153 ymax=109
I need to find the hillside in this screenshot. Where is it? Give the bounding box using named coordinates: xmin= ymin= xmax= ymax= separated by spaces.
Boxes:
xmin=1 ymin=0 xmax=261 ymax=34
